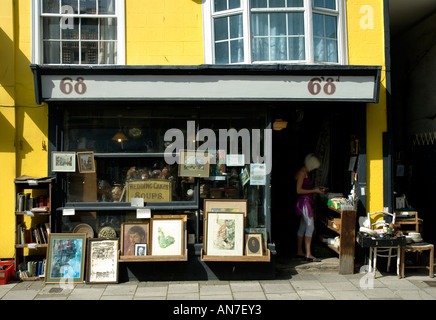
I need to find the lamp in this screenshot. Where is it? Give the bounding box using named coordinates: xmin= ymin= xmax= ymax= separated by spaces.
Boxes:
xmin=112 ymin=115 xmax=128 ymax=148
xmin=273 ymin=119 xmax=288 ymax=131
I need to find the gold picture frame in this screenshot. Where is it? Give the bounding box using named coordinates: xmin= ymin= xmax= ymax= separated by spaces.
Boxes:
xmin=178 ymin=150 xmax=211 ymax=178
xmin=77 ymin=151 xmax=95 ymax=173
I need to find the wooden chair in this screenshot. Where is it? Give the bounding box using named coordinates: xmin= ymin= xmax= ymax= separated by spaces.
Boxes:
xmin=400 ymin=242 xmax=434 ymax=278
xmin=394 ymin=211 xmax=421 ymax=235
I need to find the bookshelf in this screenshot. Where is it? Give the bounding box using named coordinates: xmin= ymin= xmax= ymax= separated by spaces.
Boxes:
xmin=14 ymin=176 xmax=54 ymax=281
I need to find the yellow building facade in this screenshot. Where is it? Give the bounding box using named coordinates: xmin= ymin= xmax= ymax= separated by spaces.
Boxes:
xmin=1 ymin=0 xmax=388 ymax=265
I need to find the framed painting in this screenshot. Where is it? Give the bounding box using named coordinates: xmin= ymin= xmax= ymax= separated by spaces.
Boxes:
xmin=77 ymin=151 xmax=96 ymax=173
xmin=120 ymin=222 xmax=149 ymax=256
xmin=178 ymin=150 xmax=211 ymax=178
xmin=86 ymin=238 xmax=119 ymax=284
xmin=45 ymin=233 xmax=86 ymax=284
xmin=205 ymin=212 xmax=244 ymax=256
xmin=245 ymin=233 xmax=264 ymax=256
xmin=51 ymin=152 xmax=76 ymax=172
xmin=151 ymin=217 xmax=184 ymax=256
xmin=203 ymin=199 xmax=248 ymax=220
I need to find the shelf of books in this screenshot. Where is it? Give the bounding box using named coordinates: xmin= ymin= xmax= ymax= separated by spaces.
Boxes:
xmin=14 ymin=176 xmax=54 ymax=281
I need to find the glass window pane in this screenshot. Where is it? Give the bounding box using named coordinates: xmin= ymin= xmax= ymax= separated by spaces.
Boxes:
xmin=251 ymin=0 xmax=267 ymax=8
xmin=314 ymin=0 xmax=336 ymax=10
xmin=43 ymin=0 xmax=60 ymax=13
xmin=82 ymin=41 xmax=98 ymax=64
xmin=99 ymin=0 xmax=116 ymax=14
xmin=288 ymin=12 xmax=304 ymax=35
xmin=100 ymin=18 xmax=117 ymax=40
xmin=62 ymin=41 xmax=80 ymax=63
xmin=251 ymin=13 xmax=269 ymax=37
xmin=288 ymin=0 xmax=303 ymax=7
xmin=325 ymin=15 xmax=337 ymax=38
xmin=326 ymin=39 xmax=338 ymax=62
xmin=230 ymin=39 xmax=244 ymax=63
xmin=288 ymin=36 xmax=305 ymax=60
xmin=80 ymin=0 xmax=96 ymax=14
xmin=61 ymin=0 xmax=78 ymax=14
xmin=229 ymin=0 xmax=241 ymax=9
xmin=252 ymin=37 xmax=269 ymax=61
xmin=43 ymin=41 xmax=60 ymax=63
xmin=270 ymin=0 xmax=285 ymax=8
xmin=229 ymin=14 xmax=243 ymax=38
xmin=214 ymin=0 xmax=227 ymax=12
xmin=62 ymin=18 xmax=80 ymax=39
xmin=43 ymin=17 xmax=60 ymax=40
xmin=99 ymin=42 xmax=117 ymax=64
xmin=215 ymin=41 xmax=229 ymax=64
xmin=270 ymin=37 xmax=287 ymax=60
xmin=313 ymin=13 xmax=324 ymax=37
xmin=81 ymin=18 xmax=98 ymax=40
xmin=214 ymin=17 xmax=229 ymax=41
xmin=313 ymin=37 xmax=324 ymax=62
xmin=270 ymin=13 xmax=286 ymax=36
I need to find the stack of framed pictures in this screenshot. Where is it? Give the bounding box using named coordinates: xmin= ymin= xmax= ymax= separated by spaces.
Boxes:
xmin=201 ymin=199 xmax=270 ymax=262
xmin=118 ymin=215 xmax=187 ymax=262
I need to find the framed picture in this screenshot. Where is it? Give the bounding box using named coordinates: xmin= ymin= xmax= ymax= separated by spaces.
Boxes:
xmin=121 ymin=222 xmax=149 ymax=256
xmin=151 ymin=217 xmax=184 ymax=256
xmin=45 ymin=233 xmax=86 ymax=284
xmin=205 ymin=212 xmax=244 ymax=256
xmin=135 ymin=243 xmax=147 ymax=256
xmin=77 ymin=151 xmax=95 ymax=173
xmin=51 ymin=152 xmax=76 ymax=172
xmin=86 ymin=238 xmax=119 ymax=284
xmin=245 ymin=233 xmax=264 ymax=256
xmin=178 ymin=150 xmax=211 ymax=178
xmin=203 ymin=199 xmax=248 ymax=220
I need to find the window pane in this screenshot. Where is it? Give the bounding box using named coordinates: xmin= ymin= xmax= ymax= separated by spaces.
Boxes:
xmin=313 ymin=13 xmax=324 ymax=37
xmin=81 ymin=18 xmax=98 ymax=40
xmin=252 ymin=37 xmax=269 ymax=61
xmin=251 ymin=0 xmax=267 ymax=8
xmin=289 ymin=37 xmax=305 ymax=60
xmin=214 ymin=17 xmax=228 ymax=41
xmin=62 ymin=18 xmax=80 ymax=39
xmin=326 ymin=39 xmax=338 ymax=62
xmin=251 ymin=13 xmax=268 ymax=37
xmin=99 ymin=0 xmax=116 ymax=14
xmin=270 ymin=13 xmax=286 ymax=36
xmin=43 ymin=41 xmax=60 ymax=63
xmin=230 ymin=39 xmax=244 ymax=63
xmin=313 ymin=37 xmax=324 ymax=61
xmin=325 ymin=15 xmax=337 ymax=38
xmin=288 ymin=0 xmax=303 ymax=7
xmin=62 ymin=41 xmax=80 ymax=63
xmin=270 ymin=0 xmax=285 ymax=8
xmin=288 ymin=12 xmax=304 ymax=35
xmin=100 ymin=18 xmax=117 ymax=40
xmin=43 ymin=0 xmax=60 ymax=13
xmin=215 ymin=41 xmax=229 ymax=64
xmin=229 ymin=0 xmax=241 ymax=9
xmin=82 ymin=41 xmax=98 ymax=64
xmin=80 ymin=0 xmax=96 ymax=14
xmin=229 ymin=14 xmax=243 ymax=38
xmin=99 ymin=42 xmax=117 ymax=64
xmin=61 ymin=0 xmax=78 ymax=14
xmin=43 ymin=17 xmax=60 ymax=39
xmin=214 ymin=0 xmax=227 ymax=12
xmin=314 ymin=0 xmax=336 ymax=10
xmin=270 ymin=37 xmax=287 ymax=60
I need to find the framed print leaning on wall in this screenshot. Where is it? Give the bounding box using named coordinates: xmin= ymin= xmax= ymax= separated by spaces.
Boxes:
xmin=151 ymin=217 xmax=185 ymax=256
xmin=86 ymin=238 xmax=119 ymax=284
xmin=45 ymin=233 xmax=86 ymax=284
xmin=205 ymin=212 xmax=244 ymax=256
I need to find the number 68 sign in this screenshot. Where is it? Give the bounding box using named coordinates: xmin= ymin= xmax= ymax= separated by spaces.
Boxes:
xmin=308 ymin=77 xmax=337 ymax=96
xmin=60 ymin=77 xmax=87 ymax=95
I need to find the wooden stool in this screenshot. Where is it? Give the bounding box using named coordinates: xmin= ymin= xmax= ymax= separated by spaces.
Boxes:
xmin=400 ymin=242 xmax=434 ymax=278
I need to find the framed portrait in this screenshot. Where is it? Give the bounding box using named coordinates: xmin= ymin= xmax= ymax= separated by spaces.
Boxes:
xmin=86 ymin=238 xmax=118 ymax=284
xmin=51 ymin=152 xmax=76 ymax=172
xmin=151 ymin=217 xmax=184 ymax=256
xmin=120 ymin=222 xmax=149 ymax=256
xmin=178 ymin=150 xmax=211 ymax=178
xmin=245 ymin=233 xmax=264 ymax=256
xmin=45 ymin=233 xmax=86 ymax=284
xmin=77 ymin=151 xmax=95 ymax=173
xmin=135 ymin=243 xmax=147 ymax=256
xmin=205 ymin=212 xmax=244 ymax=256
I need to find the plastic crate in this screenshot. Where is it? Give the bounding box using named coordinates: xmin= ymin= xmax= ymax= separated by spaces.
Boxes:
xmin=0 ymin=261 xmax=15 ymax=285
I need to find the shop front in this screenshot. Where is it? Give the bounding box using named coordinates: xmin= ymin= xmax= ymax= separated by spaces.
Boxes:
xmin=31 ymin=63 xmax=381 ymax=280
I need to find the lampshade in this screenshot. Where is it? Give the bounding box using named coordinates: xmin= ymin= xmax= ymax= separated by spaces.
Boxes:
xmin=112 ymin=132 xmax=128 ymax=142
xmin=273 ymin=119 xmax=288 ymax=131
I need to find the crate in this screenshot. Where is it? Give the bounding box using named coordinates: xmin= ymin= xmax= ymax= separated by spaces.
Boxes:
xmin=0 ymin=261 xmax=15 ymax=285
xmin=357 ymin=232 xmax=406 ymax=248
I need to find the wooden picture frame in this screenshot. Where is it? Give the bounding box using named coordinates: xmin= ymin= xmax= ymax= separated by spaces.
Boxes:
xmin=86 ymin=238 xmax=119 ymax=284
xmin=45 ymin=233 xmax=86 ymax=284
xmin=135 ymin=243 xmax=147 ymax=256
xmin=205 ymin=212 xmax=244 ymax=256
xmin=203 ymin=199 xmax=248 ymax=219
xmin=245 ymin=233 xmax=263 ymax=256
xmin=178 ymin=150 xmax=211 ymax=178
xmin=120 ymin=222 xmax=149 ymax=256
xmin=77 ymin=151 xmax=96 ymax=173
xmin=51 ymin=151 xmax=76 ymax=172
xmin=151 ymin=217 xmax=184 ymax=256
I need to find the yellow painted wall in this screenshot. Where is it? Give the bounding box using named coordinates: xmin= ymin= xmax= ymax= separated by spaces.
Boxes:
xmin=346 ymin=0 xmax=387 ymax=213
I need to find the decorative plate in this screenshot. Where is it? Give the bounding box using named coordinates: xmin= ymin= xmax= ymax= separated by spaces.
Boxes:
xmin=73 ymin=223 xmax=94 ymax=238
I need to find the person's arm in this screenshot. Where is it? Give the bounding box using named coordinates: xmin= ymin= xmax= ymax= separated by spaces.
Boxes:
xmin=295 ymin=170 xmax=324 ymax=195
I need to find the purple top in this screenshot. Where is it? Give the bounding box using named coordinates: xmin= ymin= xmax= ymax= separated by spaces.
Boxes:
xmin=295 ymin=177 xmax=314 ymax=217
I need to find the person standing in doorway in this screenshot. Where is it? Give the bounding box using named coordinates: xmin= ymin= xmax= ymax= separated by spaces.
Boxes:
xmin=295 ymin=153 xmax=326 ymax=262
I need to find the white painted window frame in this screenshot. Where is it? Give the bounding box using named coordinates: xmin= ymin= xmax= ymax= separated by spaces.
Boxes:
xmin=31 ymin=0 xmax=126 ymax=65
xmin=203 ymin=0 xmax=348 ymax=65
